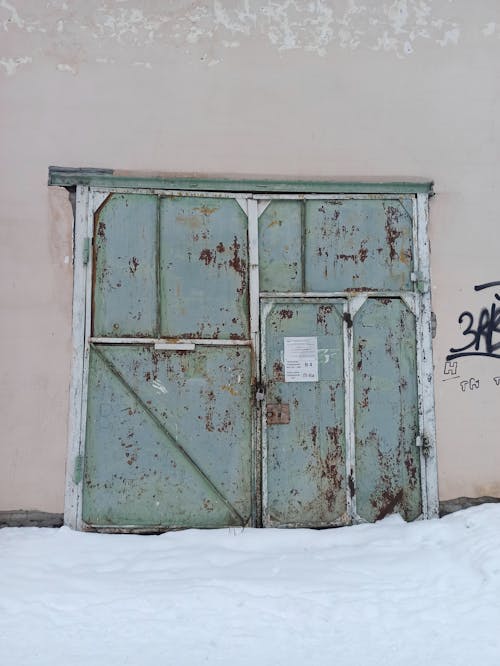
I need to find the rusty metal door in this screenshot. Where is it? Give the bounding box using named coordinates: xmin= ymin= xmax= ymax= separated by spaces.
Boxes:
xmin=261 ymin=300 xmax=347 ymax=527
xmin=259 ymin=197 xmax=425 ymax=526
xmin=83 ymin=192 xmax=253 ymax=529
xmin=71 ymin=184 xmax=435 ymax=531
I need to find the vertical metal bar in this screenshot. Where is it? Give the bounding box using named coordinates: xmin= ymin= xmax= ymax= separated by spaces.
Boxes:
xmin=76 ymin=189 xmax=98 ymax=529
xmin=248 ymin=198 xmax=261 ymax=526
xmin=344 ymin=300 xmax=356 ymax=523
xmin=300 ymin=200 xmax=306 ymax=292
xmin=64 ymin=185 xmax=90 ymax=530
xmin=156 ymin=195 xmax=162 ymax=336
xmin=345 ymin=293 xmax=367 ymax=523
xmin=416 ymin=193 xmax=439 ymax=518
xmin=260 ymin=300 xmax=274 ymax=526
xmin=412 ymin=196 xmax=428 ymax=518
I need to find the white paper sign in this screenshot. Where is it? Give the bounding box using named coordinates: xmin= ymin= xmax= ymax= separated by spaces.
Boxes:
xmin=284 ymin=337 xmax=319 ymax=382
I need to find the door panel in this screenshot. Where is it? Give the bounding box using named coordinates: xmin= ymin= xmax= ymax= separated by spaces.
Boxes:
xmin=93 ymin=194 xmax=158 ymax=337
xmin=353 ymin=298 xmax=421 ymax=522
xmin=83 ymin=344 xmax=252 ymax=527
xmin=258 ymin=200 xmax=303 ymax=292
xmin=305 ymin=199 xmax=414 ymax=292
xmin=159 ymin=196 xmax=249 ymax=339
xmin=262 ymin=301 xmax=346 ymax=527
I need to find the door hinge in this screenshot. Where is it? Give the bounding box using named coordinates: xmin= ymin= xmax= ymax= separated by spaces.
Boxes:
xmin=410 ymin=271 xmax=428 ymax=294
xmin=416 ymin=434 xmax=431 ymax=457
xmin=82 ymin=238 xmax=91 ymax=265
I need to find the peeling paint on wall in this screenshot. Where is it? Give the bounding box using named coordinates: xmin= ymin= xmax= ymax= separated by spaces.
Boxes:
xmin=1 ymin=0 xmax=499 ymax=74
xmin=0 ymin=54 xmax=31 ymax=75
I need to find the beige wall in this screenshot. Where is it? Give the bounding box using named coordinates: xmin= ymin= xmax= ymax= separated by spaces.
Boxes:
xmin=1 ymin=1 xmax=500 ymax=512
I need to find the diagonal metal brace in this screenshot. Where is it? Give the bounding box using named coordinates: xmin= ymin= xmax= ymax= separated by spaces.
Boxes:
xmin=93 ymin=345 xmax=247 ymax=525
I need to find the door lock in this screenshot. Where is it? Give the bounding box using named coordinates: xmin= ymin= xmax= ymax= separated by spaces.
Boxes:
xmin=255 ymin=384 xmax=265 ymax=402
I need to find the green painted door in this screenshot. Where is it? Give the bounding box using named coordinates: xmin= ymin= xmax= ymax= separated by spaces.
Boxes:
xmin=84 ymin=193 xmax=253 ymax=528
xmin=261 ymin=300 xmax=347 ymax=527
xmin=259 ymin=197 xmax=422 ymax=526
xmin=83 ymin=191 xmax=425 ymax=529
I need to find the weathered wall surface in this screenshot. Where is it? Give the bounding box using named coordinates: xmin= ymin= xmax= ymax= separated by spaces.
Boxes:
xmin=1 ymin=0 xmax=500 ymax=512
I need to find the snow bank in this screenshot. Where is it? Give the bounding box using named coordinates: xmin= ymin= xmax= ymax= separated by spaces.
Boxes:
xmin=1 ymin=505 xmax=500 ymax=665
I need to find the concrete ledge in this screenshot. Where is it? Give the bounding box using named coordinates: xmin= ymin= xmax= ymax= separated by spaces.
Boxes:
xmin=0 ymin=510 xmax=64 ymax=528
xmin=439 ymin=496 xmax=500 ymax=517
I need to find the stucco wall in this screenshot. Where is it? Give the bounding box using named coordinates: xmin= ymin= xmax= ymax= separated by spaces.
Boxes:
xmin=1 ymin=0 xmax=500 ymax=512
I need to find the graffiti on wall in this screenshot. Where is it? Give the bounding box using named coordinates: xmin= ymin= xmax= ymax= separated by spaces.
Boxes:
xmin=447 ymin=281 xmax=500 ymax=361
xmin=444 ymin=281 xmax=500 ymax=391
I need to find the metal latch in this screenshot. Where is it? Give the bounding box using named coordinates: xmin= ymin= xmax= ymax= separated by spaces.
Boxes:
xmin=266 ymin=403 xmax=290 ymax=425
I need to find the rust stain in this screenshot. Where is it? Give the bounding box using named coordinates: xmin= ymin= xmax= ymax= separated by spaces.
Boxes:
xmin=221 ymin=384 xmax=239 ymax=396
xmin=228 ymin=236 xmax=247 ymax=295
xmin=194 ymin=205 xmax=218 ymax=216
xmin=279 ymin=309 xmax=294 ymax=319
xmin=360 ymin=387 xmax=370 ymax=408
xmin=321 ymin=451 xmax=343 ymax=491
xmin=216 ymin=242 xmax=225 ymax=253
xmin=217 ymin=409 xmax=233 ymax=433
xmin=326 ymin=425 xmax=342 ymax=450
xmin=317 ymin=305 xmax=332 ymax=325
xmin=385 ymin=206 xmax=403 ymax=261
xmin=128 ymin=256 xmax=139 ymax=274
xmin=336 ymin=252 xmax=358 ymax=262
xmin=404 ymin=453 xmax=418 ymax=488
xmin=199 ymin=248 xmax=215 ymax=265
xmin=273 ymin=361 xmax=284 ymax=381
xmin=267 ymin=217 xmax=282 ymax=229
xmin=375 ymin=488 xmax=404 ymax=521
xmin=310 ymin=425 xmax=318 ymax=447
xmin=97 ymin=221 xmax=106 ymax=239
xmin=399 ymin=248 xmax=412 ymax=265
xmin=203 ymin=499 xmax=214 ymax=511
xmin=359 ymin=242 xmax=368 ymax=263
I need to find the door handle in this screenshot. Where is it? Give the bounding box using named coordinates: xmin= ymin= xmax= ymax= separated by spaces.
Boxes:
xmin=154 ymin=343 xmax=196 ymax=351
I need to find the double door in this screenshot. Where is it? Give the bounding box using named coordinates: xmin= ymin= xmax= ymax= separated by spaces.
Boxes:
xmin=73 ymin=188 xmax=436 ymax=530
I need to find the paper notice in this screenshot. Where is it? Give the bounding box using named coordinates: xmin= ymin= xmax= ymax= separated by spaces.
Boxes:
xmin=284 ymin=337 xmax=319 ymax=382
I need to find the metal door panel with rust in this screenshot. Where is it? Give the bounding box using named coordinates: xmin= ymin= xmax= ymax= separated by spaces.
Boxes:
xmin=159 ymin=196 xmax=249 ymax=339
xmin=262 ymin=301 xmax=346 ymax=527
xmin=83 ymin=344 xmax=252 ymax=528
xmin=85 ymin=190 xmax=253 ymax=529
xmin=353 ymin=298 xmax=421 ymax=522
xmin=304 ymin=198 xmax=414 ymax=292
xmin=258 ymin=201 xmax=303 ymax=292
xmin=93 ymin=194 xmax=158 ymax=337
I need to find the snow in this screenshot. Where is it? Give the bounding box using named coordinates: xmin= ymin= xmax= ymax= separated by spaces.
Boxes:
xmin=1 ymin=505 xmax=500 ymax=665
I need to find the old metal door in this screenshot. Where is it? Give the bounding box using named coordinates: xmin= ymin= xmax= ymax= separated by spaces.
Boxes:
xmin=83 ymin=192 xmax=253 ymax=529
xmin=67 ymin=179 xmax=436 ymax=531
xmin=261 ymin=299 xmax=347 ymax=527
xmin=259 ymin=197 xmax=426 ymax=526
